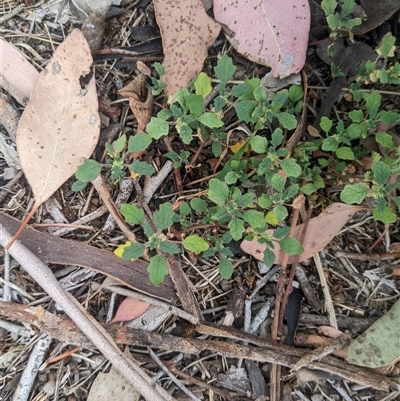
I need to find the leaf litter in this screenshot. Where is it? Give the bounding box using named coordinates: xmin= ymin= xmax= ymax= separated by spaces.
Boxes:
xmin=0 ymin=2 xmax=400 ymax=399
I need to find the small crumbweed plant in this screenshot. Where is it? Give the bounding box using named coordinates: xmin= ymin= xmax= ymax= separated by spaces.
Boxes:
xmin=74 ymin=42 xmax=400 ymax=285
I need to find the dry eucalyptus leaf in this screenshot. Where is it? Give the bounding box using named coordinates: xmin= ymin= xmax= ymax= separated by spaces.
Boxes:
xmin=241 ymin=203 xmax=367 ymax=264
xmin=153 ymin=0 xmax=221 ymax=97
xmin=16 ymin=29 xmax=100 ymax=207
xmin=346 ymin=299 xmax=400 ymax=368
xmin=214 ymin=0 xmax=310 ymax=78
xmin=0 ymin=37 xmax=39 ymax=105
xmin=87 ymin=364 xmax=140 ymax=401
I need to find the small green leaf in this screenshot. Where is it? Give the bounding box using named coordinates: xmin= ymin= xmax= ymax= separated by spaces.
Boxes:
xmin=194 ymin=72 xmax=212 ymax=97
xmin=273 ymin=226 xmax=290 ymax=239
xmin=120 ymin=203 xmax=145 ymax=225
xmin=274 ymin=204 xmax=288 ymax=221
xmin=129 ymin=161 xmax=155 ymax=176
xmin=348 ymin=110 xmax=363 ymax=123
xmin=114 ymin=134 xmax=126 ymax=153
xmin=280 ymin=158 xmax=301 ymax=177
xmin=271 ymin=174 xmax=286 ymax=192
xmin=277 ymin=112 xmax=297 ymax=130
xmin=234 ymin=100 xmax=258 ymax=123
xmin=336 ymin=147 xmax=355 ymax=160
xmin=375 ymin=132 xmax=394 ymax=148
xmin=76 ymin=159 xmax=101 ymax=182
xmin=322 ymin=137 xmax=338 ymax=152
xmin=288 ymin=85 xmax=303 ymax=102
xmin=147 ymin=255 xmax=169 ymax=286
xmin=122 ymin=242 xmax=146 ymax=260
xmin=250 ymin=135 xmax=268 ymax=154
xmin=244 ymin=210 xmax=265 ymax=228
xmin=365 ymin=91 xmax=381 ymax=114
xmin=183 ymin=234 xmax=209 ymax=253
xmin=319 ymin=116 xmax=333 ymax=133
xmin=374 ymin=161 xmax=391 ymax=186
xmin=300 ymin=183 xmax=317 ymax=195
xmin=179 ymin=202 xmax=191 ymax=216
xmin=214 ymin=55 xmax=236 ymax=86
xmin=207 ymin=178 xmax=229 ymax=207
xmin=225 ymin=171 xmax=238 ymax=185
xmin=237 ymin=193 xmax=254 ymax=208
xmin=280 ymin=237 xmax=303 ymax=255
xmin=198 ymin=112 xmax=224 ymax=128
xmin=228 ymin=217 xmax=245 ymax=240
xmin=212 ymin=141 xmax=222 ymax=157
xmin=190 ymin=198 xmax=208 ymax=212
xmin=128 ymin=133 xmax=152 ymax=153
xmin=258 ymin=194 xmax=272 ymax=208
xmin=143 ymin=220 xmax=154 ymax=237
xmin=321 ymin=0 xmax=337 ymax=15
xmin=372 ymin=206 xmax=397 ymax=224
xmin=379 ymin=111 xmax=400 ymax=125
xmin=377 ymin=33 xmax=396 ymax=57
xmin=71 ymin=180 xmax=87 ymax=192
xmin=253 ymin=86 xmax=267 ymax=102
xmin=154 ymin=202 xmax=175 ymax=231
xmin=219 ymin=257 xmax=234 ymax=279
xmin=159 ymin=241 xmax=180 ymax=254
xmin=186 ymin=94 xmax=204 ymax=116
xmin=146 ymin=117 xmax=169 ymax=139
xmin=263 ymin=248 xmax=276 ymax=267
xmin=340 ymin=183 xmax=368 ymax=204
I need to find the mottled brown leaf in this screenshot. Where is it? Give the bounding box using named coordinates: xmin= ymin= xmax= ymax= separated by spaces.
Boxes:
xmin=153 ymin=0 xmax=220 ymax=97
xmin=16 ymin=29 xmax=100 ymax=207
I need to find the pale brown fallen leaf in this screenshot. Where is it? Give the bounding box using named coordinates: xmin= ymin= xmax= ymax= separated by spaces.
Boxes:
xmin=0 ymin=37 xmax=39 ymax=104
xmin=16 ymin=29 xmax=99 ymax=207
xmin=112 ymin=297 xmax=150 ymax=323
xmin=153 ymin=0 xmax=221 ymax=97
xmin=214 ymin=0 xmax=310 ymax=78
xmin=241 ymin=203 xmax=367 ymax=264
xmin=5 ymin=29 xmax=101 ymax=249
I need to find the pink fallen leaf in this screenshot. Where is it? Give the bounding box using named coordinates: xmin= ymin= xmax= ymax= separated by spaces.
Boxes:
xmin=241 ymin=203 xmax=367 ymax=264
xmin=6 ymin=29 xmax=100 ymax=249
xmin=153 ymin=0 xmax=220 ymax=97
xmin=214 ymin=0 xmax=310 ymax=78
xmin=0 ymin=37 xmax=39 ymax=104
xmin=112 ymin=297 xmax=150 ymax=323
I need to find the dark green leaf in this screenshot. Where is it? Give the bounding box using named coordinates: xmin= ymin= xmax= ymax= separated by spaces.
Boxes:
xmin=120 ymin=203 xmax=145 ymax=224
xmin=208 ymin=178 xmax=229 ymax=207
xmin=219 ymin=257 xmax=234 ymax=279
xmin=280 ymin=237 xmax=303 ymax=255
xmin=76 ymin=159 xmax=101 ymax=182
xmin=147 ymin=255 xmax=169 ymax=286
xmin=129 ymin=161 xmax=155 ymax=176
xmin=214 ymin=55 xmax=236 ymax=86
xmin=159 ymin=241 xmax=180 ymax=254
xmin=121 ymin=242 xmax=146 ymax=260
xmin=71 ymin=180 xmax=87 ymax=192
xmin=340 ymin=183 xmax=368 ymax=204
xmin=128 ymin=133 xmax=152 ymax=153
xmin=190 ymin=198 xmax=208 ymax=212
xmin=146 ymin=117 xmax=169 ymax=139
xmin=154 ymin=202 xmax=175 ymax=231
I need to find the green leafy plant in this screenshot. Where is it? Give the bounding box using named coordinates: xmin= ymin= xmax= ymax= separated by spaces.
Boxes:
xmin=74 ymin=45 xmax=400 ymax=286
xmin=321 ymin=0 xmax=362 ymax=38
